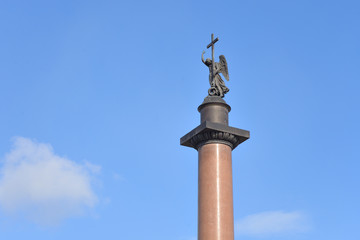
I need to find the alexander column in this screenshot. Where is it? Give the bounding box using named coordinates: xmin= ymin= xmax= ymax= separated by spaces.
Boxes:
xmin=180 ymin=34 xmax=250 ymax=240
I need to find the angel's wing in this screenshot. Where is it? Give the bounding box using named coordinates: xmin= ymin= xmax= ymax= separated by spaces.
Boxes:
xmin=219 ymin=55 xmax=229 ymax=81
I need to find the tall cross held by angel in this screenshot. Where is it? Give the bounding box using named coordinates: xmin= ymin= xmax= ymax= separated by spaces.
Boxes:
xmin=202 ymin=34 xmax=229 ymax=98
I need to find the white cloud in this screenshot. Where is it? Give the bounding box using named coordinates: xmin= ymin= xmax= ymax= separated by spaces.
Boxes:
xmin=113 ymin=173 xmax=124 ymax=181
xmin=84 ymin=161 xmax=102 ymax=174
xmin=235 ymin=210 xmax=310 ymax=237
xmin=0 ymin=137 xmax=99 ymax=225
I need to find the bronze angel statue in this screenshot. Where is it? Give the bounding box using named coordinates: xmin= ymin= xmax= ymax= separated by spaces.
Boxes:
xmin=202 ymin=50 xmax=229 ymax=98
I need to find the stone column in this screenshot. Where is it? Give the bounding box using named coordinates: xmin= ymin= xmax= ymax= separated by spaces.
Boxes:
xmin=181 ymin=96 xmax=250 ymax=240
xmin=198 ymin=143 xmax=233 ymax=240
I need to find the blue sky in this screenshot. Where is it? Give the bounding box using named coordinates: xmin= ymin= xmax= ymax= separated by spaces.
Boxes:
xmin=0 ymin=0 xmax=359 ymax=239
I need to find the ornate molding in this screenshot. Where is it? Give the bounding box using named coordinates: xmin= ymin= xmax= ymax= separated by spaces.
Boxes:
xmin=190 ymin=130 xmax=240 ymax=150
xmin=181 ymin=121 xmax=249 ymax=151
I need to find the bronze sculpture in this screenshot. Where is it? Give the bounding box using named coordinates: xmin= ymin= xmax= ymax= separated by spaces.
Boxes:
xmin=202 ymin=34 xmax=229 ymax=98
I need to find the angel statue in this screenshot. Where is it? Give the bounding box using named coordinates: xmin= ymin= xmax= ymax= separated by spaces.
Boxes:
xmin=202 ymin=50 xmax=229 ymax=98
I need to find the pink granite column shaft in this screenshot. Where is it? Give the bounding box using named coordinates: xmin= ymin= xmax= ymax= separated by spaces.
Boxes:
xmin=198 ymin=143 xmax=234 ymax=240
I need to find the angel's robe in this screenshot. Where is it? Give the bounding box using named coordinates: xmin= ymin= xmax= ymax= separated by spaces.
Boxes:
xmin=208 ymin=62 xmax=229 ymax=97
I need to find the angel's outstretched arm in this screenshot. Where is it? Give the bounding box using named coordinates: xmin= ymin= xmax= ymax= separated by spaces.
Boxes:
xmin=201 ymin=51 xmax=206 ymax=64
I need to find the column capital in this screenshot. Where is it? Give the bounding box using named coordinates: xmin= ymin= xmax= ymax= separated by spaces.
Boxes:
xmin=180 ymin=121 xmax=249 ymax=151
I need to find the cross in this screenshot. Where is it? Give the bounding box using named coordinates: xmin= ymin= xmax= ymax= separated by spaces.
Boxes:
xmin=207 ymin=33 xmax=219 ymax=83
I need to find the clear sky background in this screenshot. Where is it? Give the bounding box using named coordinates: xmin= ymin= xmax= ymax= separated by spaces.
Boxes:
xmin=0 ymin=0 xmax=359 ymax=239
